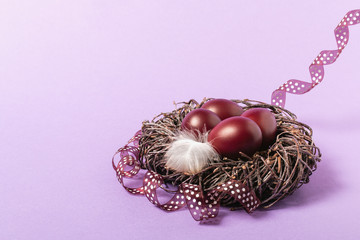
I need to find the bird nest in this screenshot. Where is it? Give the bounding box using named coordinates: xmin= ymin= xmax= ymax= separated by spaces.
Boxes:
xmin=139 ymin=99 xmax=321 ymax=208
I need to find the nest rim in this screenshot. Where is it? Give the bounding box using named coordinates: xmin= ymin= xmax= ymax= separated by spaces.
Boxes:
xmin=139 ymin=98 xmax=321 ymax=208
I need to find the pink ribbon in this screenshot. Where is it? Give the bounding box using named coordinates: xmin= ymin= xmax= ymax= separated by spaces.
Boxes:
xmin=113 ymin=131 xmax=260 ymax=222
xmin=112 ymin=130 xmax=144 ymax=195
xmin=271 ymin=9 xmax=360 ymax=108
xmin=115 ymin=9 xmax=360 ymax=221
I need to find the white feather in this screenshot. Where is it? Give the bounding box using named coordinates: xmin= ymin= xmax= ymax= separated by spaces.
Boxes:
xmin=164 ymin=131 xmax=219 ymax=174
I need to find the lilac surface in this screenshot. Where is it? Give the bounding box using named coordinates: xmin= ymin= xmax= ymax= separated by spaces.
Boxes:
xmin=1 ymin=1 xmax=360 ymax=239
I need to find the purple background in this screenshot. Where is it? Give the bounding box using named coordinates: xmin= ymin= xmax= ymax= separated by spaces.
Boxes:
xmin=1 ymin=1 xmax=360 ymax=239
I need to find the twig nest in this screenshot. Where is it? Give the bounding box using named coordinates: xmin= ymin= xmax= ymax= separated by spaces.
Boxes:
xmin=139 ymin=99 xmax=321 ymax=208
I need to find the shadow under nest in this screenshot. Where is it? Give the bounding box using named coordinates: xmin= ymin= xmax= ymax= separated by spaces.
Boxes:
xmin=139 ymin=99 xmax=321 ymax=208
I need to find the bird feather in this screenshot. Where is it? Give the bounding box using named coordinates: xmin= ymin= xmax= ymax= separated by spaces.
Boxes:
xmin=164 ymin=131 xmax=219 ymax=174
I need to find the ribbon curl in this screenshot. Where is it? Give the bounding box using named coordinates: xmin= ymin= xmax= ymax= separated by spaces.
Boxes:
xmin=112 ymin=130 xmax=144 ymax=195
xmin=271 ymin=9 xmax=360 ymax=108
xmin=113 ymin=131 xmax=260 ymax=222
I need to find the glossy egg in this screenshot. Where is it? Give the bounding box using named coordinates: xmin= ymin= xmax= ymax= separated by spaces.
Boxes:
xmin=181 ymin=108 xmax=221 ymax=133
xmin=208 ymin=116 xmax=262 ymax=158
xmin=201 ymin=99 xmax=244 ymax=120
xmin=242 ymin=108 xmax=277 ymax=148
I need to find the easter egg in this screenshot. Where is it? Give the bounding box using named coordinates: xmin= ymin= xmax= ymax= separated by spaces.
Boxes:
xmin=208 ymin=116 xmax=262 ymax=158
xmin=242 ymin=108 xmax=277 ymax=148
xmin=201 ymin=99 xmax=244 ymax=120
xmin=181 ymin=108 xmax=221 ymax=134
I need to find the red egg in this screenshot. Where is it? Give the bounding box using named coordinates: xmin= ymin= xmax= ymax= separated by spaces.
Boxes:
xmin=201 ymin=99 xmax=244 ymax=120
xmin=181 ymin=108 xmax=221 ymax=133
xmin=208 ymin=116 xmax=262 ymax=158
xmin=242 ymin=108 xmax=277 ymax=148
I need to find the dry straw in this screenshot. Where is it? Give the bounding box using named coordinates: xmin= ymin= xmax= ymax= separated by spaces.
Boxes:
xmin=139 ymin=99 xmax=321 ymax=208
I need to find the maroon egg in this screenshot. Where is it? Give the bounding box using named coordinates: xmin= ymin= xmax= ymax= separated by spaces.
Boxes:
xmin=242 ymin=108 xmax=277 ymax=148
xmin=208 ymin=116 xmax=262 ymax=158
xmin=181 ymin=108 xmax=221 ymax=133
xmin=201 ymin=99 xmax=244 ymax=120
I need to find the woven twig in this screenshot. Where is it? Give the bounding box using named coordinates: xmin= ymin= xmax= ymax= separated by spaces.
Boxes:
xmin=139 ymin=99 xmax=321 ymax=208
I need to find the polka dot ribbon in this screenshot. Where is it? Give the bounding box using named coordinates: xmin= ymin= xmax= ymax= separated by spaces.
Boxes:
xmin=113 ymin=131 xmax=261 ymax=222
xmin=271 ymin=9 xmax=360 ymax=108
xmin=112 ymin=130 xmax=145 ymax=195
